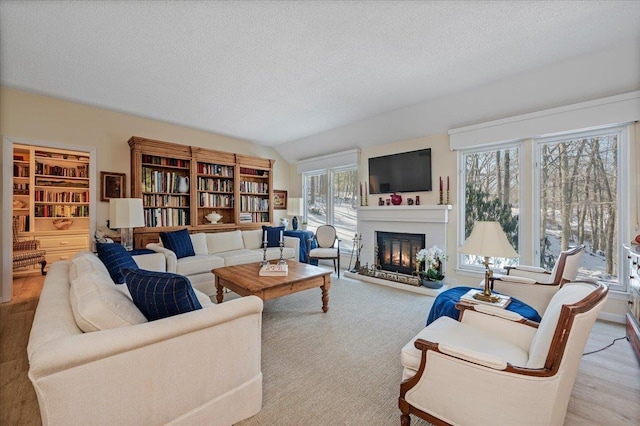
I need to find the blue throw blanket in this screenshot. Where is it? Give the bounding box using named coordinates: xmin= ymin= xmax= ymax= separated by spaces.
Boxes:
xmin=426 ymin=286 xmax=542 ymax=325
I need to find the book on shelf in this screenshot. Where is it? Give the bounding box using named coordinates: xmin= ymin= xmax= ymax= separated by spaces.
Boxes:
xmin=460 ymin=289 xmax=511 ymax=308
xmin=259 ymin=263 xmax=288 ymax=276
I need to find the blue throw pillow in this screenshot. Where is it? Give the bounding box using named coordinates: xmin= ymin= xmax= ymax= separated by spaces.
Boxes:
xmin=123 ymin=268 xmax=202 ymax=321
xmin=262 ymin=225 xmax=285 ymax=248
xmin=160 ymin=228 xmax=195 ymax=259
xmin=97 ymin=242 xmax=139 ymax=284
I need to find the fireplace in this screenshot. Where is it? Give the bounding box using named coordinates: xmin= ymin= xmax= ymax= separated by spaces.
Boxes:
xmin=376 ymin=231 xmax=425 ymax=275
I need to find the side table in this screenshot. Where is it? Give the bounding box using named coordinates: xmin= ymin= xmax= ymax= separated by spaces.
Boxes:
xmin=426 ymin=286 xmax=541 ymax=326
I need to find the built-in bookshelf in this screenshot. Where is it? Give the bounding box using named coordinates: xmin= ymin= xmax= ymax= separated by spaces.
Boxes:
xmin=12 ymin=144 xmax=91 ymax=275
xmin=129 ymin=137 xmax=275 ymax=249
xmin=192 ymin=147 xmax=237 ymax=227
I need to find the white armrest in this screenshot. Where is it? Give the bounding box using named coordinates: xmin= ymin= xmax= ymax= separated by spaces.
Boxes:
xmin=132 ymin=252 xmax=166 ymax=272
xmin=513 ymin=265 xmax=547 ymax=273
xmin=494 ymin=274 xmax=537 ymax=285
xmin=145 ymin=243 xmax=177 ymax=272
xmin=439 ymin=343 xmax=507 ymax=370
xmin=473 ymin=304 xmax=524 ymax=321
xmin=283 ymin=236 xmax=300 ymax=262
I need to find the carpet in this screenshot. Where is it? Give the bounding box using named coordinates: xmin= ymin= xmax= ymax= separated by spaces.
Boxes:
xmin=237 ymin=275 xmax=434 ymax=426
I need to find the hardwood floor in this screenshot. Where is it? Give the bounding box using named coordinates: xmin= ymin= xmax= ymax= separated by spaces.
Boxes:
xmin=1 ymin=275 xmax=639 ymax=425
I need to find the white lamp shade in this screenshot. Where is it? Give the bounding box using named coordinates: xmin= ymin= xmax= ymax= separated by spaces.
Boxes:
xmin=287 ymin=198 xmax=302 ymax=216
xmin=109 ymin=198 xmax=145 ymax=229
xmin=458 ymin=221 xmax=518 ymax=259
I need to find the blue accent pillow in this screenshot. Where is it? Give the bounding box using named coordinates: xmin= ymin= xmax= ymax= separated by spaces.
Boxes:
xmin=123 ymin=268 xmax=203 ymax=321
xmin=97 ymin=242 xmax=139 ymax=284
xmin=262 ymin=225 xmax=285 ymax=248
xmin=160 ymin=228 xmax=195 ymax=259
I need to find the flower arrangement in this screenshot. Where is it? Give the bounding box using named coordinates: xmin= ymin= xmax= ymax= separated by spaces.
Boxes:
xmin=416 ymin=245 xmax=447 ymax=281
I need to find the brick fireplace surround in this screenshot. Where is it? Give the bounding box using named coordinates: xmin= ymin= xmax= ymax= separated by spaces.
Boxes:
xmin=346 ymin=204 xmax=452 ymax=295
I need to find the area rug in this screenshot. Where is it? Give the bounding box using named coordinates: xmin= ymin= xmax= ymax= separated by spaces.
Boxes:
xmin=237 ymin=275 xmax=434 ymax=426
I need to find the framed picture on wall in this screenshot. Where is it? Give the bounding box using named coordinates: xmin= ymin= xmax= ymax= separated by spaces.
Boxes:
xmin=273 ymin=189 xmax=287 ymax=210
xmin=100 ymin=172 xmax=126 ymax=202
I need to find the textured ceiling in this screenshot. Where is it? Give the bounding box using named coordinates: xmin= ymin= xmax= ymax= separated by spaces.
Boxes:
xmin=1 ymin=1 xmax=640 ymax=152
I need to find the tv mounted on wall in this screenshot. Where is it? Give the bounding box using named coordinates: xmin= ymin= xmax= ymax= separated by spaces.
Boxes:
xmin=368 ymin=148 xmax=432 ymax=194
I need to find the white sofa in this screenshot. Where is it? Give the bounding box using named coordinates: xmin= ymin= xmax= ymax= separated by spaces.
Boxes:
xmin=28 ymin=251 xmax=263 ymax=426
xmin=147 ymin=229 xmax=299 ymax=296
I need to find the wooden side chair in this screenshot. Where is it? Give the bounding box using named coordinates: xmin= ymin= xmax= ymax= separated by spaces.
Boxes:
xmin=490 ymin=245 xmax=585 ymax=315
xmin=12 ymin=216 xmax=47 ymax=275
xmin=307 ymin=225 xmax=341 ymax=276
xmin=399 ymin=281 xmax=607 ymax=426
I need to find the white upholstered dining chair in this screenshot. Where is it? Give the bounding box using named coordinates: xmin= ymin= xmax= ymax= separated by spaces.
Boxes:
xmin=399 ymin=280 xmax=607 ymax=426
xmin=307 ymin=225 xmax=341 ymax=276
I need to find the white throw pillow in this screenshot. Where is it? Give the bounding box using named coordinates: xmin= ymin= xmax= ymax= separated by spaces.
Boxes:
xmin=70 ymin=272 xmax=147 ymax=332
xmin=190 ymin=232 xmax=208 ymax=255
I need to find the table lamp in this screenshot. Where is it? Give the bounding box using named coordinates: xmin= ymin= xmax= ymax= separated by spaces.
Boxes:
xmin=458 ymin=221 xmax=518 ymax=302
xmin=109 ymin=198 xmax=145 ymax=251
xmin=287 ymin=198 xmax=302 ymax=230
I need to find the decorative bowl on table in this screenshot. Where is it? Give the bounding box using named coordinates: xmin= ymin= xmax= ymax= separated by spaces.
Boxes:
xmin=52 ymin=218 xmax=73 ymax=230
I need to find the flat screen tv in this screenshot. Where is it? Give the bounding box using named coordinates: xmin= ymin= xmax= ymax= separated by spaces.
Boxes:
xmin=368 ymin=148 xmax=432 ymax=194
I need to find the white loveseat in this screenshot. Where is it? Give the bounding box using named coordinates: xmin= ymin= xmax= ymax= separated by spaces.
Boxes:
xmin=28 ymin=250 xmax=263 ymax=426
xmin=147 ymin=229 xmax=299 ymax=296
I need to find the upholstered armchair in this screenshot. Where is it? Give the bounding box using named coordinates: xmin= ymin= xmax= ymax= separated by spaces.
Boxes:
xmin=12 ymin=216 xmax=47 ymax=275
xmin=307 ymin=225 xmax=341 ymax=276
xmin=490 ymin=244 xmax=585 ymax=315
xmin=399 ymin=281 xmax=607 ymax=426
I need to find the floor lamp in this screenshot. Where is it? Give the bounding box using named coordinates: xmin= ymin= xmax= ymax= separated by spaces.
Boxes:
xmin=458 ymin=221 xmax=518 ymax=302
xmin=109 ymin=198 xmax=145 ymax=251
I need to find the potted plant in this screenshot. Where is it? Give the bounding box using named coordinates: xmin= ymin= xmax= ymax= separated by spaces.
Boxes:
xmin=415 ymin=246 xmax=447 ymax=288
xmin=301 ymin=220 xmax=308 ymax=231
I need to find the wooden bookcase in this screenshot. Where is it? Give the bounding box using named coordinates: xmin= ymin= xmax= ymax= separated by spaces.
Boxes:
xmin=129 ymin=137 xmax=274 ymax=249
xmin=12 ymin=144 xmax=91 ymax=275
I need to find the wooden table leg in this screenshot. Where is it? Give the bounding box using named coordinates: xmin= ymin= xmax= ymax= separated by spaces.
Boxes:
xmin=215 ymin=277 xmax=224 ymax=304
xmin=321 ymin=278 xmax=330 ymax=313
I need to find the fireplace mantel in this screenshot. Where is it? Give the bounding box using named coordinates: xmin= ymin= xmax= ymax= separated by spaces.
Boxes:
xmin=358 ymin=204 xmax=452 ymax=223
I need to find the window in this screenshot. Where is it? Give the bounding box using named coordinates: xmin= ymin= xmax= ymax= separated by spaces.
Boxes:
xmin=535 ymin=127 xmax=626 ymax=290
xmin=303 ymin=167 xmax=358 ymax=253
xmin=458 ymin=126 xmax=628 ymax=292
xmin=460 ymin=144 xmax=521 ymax=270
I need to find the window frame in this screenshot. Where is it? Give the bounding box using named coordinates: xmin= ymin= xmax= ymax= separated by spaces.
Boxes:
xmin=533 ymin=125 xmax=629 ymax=292
xmin=456 ymin=140 xmax=525 ymax=275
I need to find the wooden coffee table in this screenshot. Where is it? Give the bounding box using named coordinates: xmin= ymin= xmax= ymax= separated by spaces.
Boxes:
xmin=213 ymin=261 xmax=332 ymax=312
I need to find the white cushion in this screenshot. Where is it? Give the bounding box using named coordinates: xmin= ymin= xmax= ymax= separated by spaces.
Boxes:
xmin=215 ymin=249 xmax=262 ymax=266
xmin=309 ymin=247 xmax=338 ymax=258
xmin=207 ymin=230 xmax=245 ymax=254
xmin=190 ymin=233 xmax=208 ymax=255
xmin=401 ymin=316 xmax=529 ymax=375
xmin=242 ymin=229 xmax=263 ymax=250
xmin=69 ymin=272 xmax=147 ymax=332
xmin=526 ymin=283 xmax=594 ymax=368
xmin=70 ymin=251 xmax=112 ymax=283
xmin=175 ymin=254 xmax=224 ymax=276
xmin=193 ymin=288 xmax=213 ymax=307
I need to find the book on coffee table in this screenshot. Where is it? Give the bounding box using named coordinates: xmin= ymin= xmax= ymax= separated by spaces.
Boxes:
xmin=460 ymin=289 xmax=511 ymax=308
xmin=259 ymin=263 xmax=288 ymax=276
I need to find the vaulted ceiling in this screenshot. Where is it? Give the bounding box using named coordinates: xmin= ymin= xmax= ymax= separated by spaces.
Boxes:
xmin=2 ymin=1 xmax=639 ymax=162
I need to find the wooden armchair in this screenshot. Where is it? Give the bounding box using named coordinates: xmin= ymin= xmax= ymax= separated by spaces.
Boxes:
xmin=399 ymin=281 xmax=607 ymax=426
xmin=490 ymin=244 xmax=585 ymax=315
xmin=12 ymin=216 xmax=47 ymax=275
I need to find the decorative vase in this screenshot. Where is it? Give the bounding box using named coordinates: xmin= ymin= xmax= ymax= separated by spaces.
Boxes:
xmin=390 ymin=192 xmax=402 ymax=205
xmin=177 ymin=175 xmax=189 ymax=193
xmin=421 ymin=278 xmax=444 ymax=289
xmin=292 ymin=216 xmax=298 ymax=230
